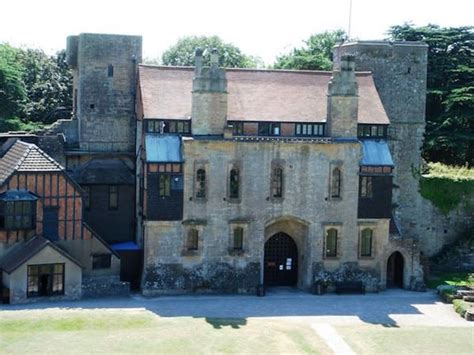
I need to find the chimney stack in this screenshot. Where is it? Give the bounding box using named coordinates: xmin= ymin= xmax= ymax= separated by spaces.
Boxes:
xmin=326 ymin=54 xmax=359 ymax=139
xmin=191 ymin=48 xmax=228 ymax=136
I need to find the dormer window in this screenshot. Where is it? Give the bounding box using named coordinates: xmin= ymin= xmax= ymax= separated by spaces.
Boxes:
xmin=358 ymin=124 xmax=387 ymax=138
xmin=0 ymin=190 xmax=37 ymax=230
xmin=258 ymin=123 xmax=280 ymax=136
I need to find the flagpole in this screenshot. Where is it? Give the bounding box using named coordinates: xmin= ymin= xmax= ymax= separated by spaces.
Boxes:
xmin=348 ymin=0 xmax=353 ymax=40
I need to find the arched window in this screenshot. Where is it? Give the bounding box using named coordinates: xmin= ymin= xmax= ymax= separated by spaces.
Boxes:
xmin=325 ymin=228 xmax=338 ymax=257
xmin=187 ymin=229 xmax=199 ymax=251
xmin=331 ymin=167 xmax=341 ymax=198
xmin=229 ymin=168 xmax=240 ymax=199
xmin=272 ymin=167 xmax=283 ymax=198
xmin=360 ymin=229 xmax=373 ymax=257
xmin=196 ymin=168 xmax=206 ymax=198
xmin=233 ymin=227 xmax=244 ymax=250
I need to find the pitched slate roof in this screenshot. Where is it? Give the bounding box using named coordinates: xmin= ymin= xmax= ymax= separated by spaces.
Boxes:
xmin=138 ymin=65 xmax=390 ymax=125
xmin=0 ymin=140 xmax=63 ymax=185
xmin=0 ymin=235 xmax=82 ymax=274
xmin=70 ymin=158 xmax=134 ymax=185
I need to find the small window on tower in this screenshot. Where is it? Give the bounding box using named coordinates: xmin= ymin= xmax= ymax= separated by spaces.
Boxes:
xmin=108 ymin=186 xmax=118 ymax=210
xmin=108 ymin=64 xmax=114 ymax=77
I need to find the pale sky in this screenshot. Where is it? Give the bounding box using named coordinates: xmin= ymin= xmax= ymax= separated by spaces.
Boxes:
xmin=1 ymin=0 xmax=472 ymax=65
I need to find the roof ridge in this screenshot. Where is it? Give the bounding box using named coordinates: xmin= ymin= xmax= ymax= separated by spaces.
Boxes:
xmin=139 ymin=64 xmax=374 ymax=76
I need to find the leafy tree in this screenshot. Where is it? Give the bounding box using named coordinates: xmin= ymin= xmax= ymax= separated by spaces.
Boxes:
xmin=0 ymin=44 xmax=26 ymax=122
xmin=388 ymin=24 xmax=474 ymax=166
xmin=274 ymin=30 xmax=346 ymax=70
xmin=162 ymin=36 xmax=261 ymax=68
xmin=0 ymin=44 xmax=72 ymax=132
xmin=18 ymin=48 xmax=72 ymax=124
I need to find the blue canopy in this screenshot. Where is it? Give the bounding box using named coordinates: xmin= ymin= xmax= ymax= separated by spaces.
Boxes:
xmin=145 ymin=134 xmax=183 ymax=163
xmin=361 ymin=140 xmax=394 ymax=166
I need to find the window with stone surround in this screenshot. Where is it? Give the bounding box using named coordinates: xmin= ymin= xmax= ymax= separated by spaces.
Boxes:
xmin=360 ymin=228 xmax=373 ymax=257
xmin=195 ymin=168 xmax=206 ymax=199
xmin=233 ymin=227 xmax=244 ymax=250
xmin=331 ymin=167 xmax=341 ymax=198
xmin=271 ymin=166 xmax=284 ymax=199
xmin=325 ymin=228 xmax=338 ymax=258
xmin=187 ymin=229 xmax=199 ymax=251
xmin=229 ymin=168 xmax=240 ymax=199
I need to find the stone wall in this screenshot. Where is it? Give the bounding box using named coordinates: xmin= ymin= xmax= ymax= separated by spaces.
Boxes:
xmin=82 ymin=276 xmax=130 ymax=298
xmin=142 ymin=138 xmax=421 ymax=293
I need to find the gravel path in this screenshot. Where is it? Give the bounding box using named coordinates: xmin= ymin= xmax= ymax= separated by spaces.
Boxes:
xmin=1 ymin=289 xmax=472 ymax=327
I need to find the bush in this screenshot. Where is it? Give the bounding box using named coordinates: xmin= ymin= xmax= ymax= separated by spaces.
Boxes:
xmin=419 ymin=163 xmax=474 ymax=215
xmin=453 ymin=299 xmax=472 ymax=318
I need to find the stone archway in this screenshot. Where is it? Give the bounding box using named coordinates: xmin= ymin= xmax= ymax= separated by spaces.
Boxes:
xmin=387 ymin=251 xmax=404 ymax=288
xmin=264 ymin=216 xmax=310 ymax=288
xmin=264 ymin=232 xmax=298 ymax=286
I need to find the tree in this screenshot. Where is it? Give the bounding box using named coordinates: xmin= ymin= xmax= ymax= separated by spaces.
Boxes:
xmin=274 ymin=30 xmax=346 ymax=70
xmin=0 ymin=44 xmax=26 ymax=121
xmin=162 ymin=36 xmax=261 ymax=68
xmin=0 ymin=44 xmax=72 ymax=132
xmin=388 ymin=24 xmax=474 ymax=166
xmin=18 ymin=48 xmax=72 ymax=124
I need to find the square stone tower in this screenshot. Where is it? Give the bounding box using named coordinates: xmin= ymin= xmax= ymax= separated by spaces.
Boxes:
xmin=333 ymin=41 xmax=428 ymax=240
xmin=66 ymin=33 xmax=142 ymax=152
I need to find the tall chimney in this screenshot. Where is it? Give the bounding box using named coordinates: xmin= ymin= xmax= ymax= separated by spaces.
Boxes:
xmin=326 ymin=54 xmax=358 ymax=139
xmin=191 ymin=48 xmax=227 ymax=135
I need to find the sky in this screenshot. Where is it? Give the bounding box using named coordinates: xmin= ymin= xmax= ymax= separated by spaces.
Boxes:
xmin=1 ymin=0 xmax=472 ymax=65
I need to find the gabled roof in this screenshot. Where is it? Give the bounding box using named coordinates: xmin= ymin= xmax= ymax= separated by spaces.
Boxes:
xmin=70 ymin=158 xmax=134 ymax=185
xmin=138 ymin=65 xmax=390 ymax=125
xmin=0 ymin=140 xmax=63 ymax=185
xmin=0 ymin=235 xmax=82 ymax=274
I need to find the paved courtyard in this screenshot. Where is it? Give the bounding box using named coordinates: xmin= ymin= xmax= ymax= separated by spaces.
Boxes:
xmin=1 ymin=289 xmax=473 ymax=354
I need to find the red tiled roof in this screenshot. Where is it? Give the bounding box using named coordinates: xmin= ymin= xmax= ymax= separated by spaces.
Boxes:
xmin=138 ymin=65 xmax=390 ymax=125
xmin=0 ymin=140 xmax=63 ymax=185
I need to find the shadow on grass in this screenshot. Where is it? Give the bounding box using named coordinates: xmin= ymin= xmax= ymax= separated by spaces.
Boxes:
xmin=205 ymin=318 xmax=247 ymax=329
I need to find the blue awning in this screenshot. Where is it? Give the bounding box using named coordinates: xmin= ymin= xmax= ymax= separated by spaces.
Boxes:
xmin=0 ymin=189 xmax=38 ymax=201
xmin=145 ymin=134 xmax=183 ymax=163
xmin=361 ymin=140 xmax=394 ymax=166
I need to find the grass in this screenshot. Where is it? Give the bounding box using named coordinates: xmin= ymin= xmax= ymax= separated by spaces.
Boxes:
xmin=426 ymin=272 xmax=474 ymax=289
xmin=419 ymin=162 xmax=474 ymax=214
xmin=0 ymin=309 xmax=330 ymax=354
xmin=336 ymin=325 xmax=474 ymax=355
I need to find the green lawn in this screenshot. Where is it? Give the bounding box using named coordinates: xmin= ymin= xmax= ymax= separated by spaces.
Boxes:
xmin=336 ymin=325 xmax=474 ymax=355
xmin=0 ymin=309 xmax=330 ymax=354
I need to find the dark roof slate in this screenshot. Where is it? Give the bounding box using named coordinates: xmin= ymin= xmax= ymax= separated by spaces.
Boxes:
xmin=0 ymin=235 xmax=82 ymax=274
xmin=0 ymin=140 xmax=63 ymax=185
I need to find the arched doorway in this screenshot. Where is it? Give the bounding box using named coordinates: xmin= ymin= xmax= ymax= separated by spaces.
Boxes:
xmin=264 ymin=233 xmax=298 ymax=286
xmin=387 ymin=251 xmax=404 ymax=288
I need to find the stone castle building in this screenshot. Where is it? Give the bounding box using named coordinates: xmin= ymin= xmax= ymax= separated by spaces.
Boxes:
xmin=1 ymin=32 xmax=445 ymax=301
